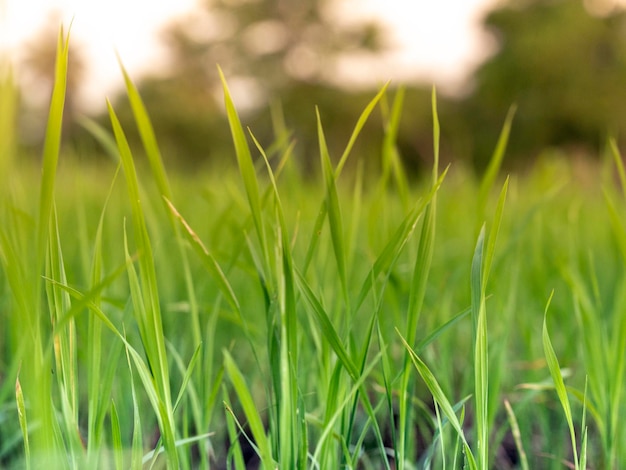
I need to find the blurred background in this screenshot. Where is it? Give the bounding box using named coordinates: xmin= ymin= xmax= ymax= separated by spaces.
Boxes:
xmin=3 ymin=0 xmax=626 ymax=175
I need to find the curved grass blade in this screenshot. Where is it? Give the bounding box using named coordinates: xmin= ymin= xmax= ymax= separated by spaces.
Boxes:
xmin=303 ymin=84 xmax=389 ymax=274
xmin=397 ymin=329 xmax=477 ymax=470
xmin=110 ymin=401 xmax=124 ymax=470
xmin=15 ymin=375 xmax=30 ymax=470
xmin=317 ymin=108 xmax=349 ymax=306
xmin=117 ymin=59 xmax=201 ymax=346
xmin=108 ymin=99 xmax=178 ymax=468
xmin=542 ymin=290 xmax=580 ymax=470
xmin=223 ymin=350 xmax=275 ymax=469
xmin=477 ymin=104 xmax=516 ymax=226
xmin=218 ymin=66 xmax=269 ymax=278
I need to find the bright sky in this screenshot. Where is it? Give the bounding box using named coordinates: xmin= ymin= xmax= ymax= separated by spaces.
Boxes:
xmin=1 ymin=0 xmax=499 ymax=111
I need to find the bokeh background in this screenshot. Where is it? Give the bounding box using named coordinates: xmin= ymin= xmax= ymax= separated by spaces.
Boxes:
xmin=3 ymin=0 xmax=626 ymax=175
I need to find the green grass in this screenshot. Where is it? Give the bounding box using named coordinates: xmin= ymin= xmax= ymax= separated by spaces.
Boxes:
xmin=1 ymin=31 xmax=626 ymax=469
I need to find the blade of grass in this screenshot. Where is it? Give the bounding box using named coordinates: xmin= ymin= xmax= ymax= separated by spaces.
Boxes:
xmin=503 ymin=399 xmax=529 ymax=470
xmin=542 ymin=290 xmax=580 ymax=470
xmin=117 ymin=58 xmax=202 ymax=346
xmin=108 ymin=99 xmax=178 ymax=468
xmin=398 ymin=86 xmax=441 ymax=470
xmin=303 ymin=84 xmax=389 ymax=275
xmin=0 ymin=64 xmax=17 ymax=177
xmin=223 ymin=350 xmax=275 ymax=468
xmin=477 ymin=104 xmax=516 ymax=227
xmin=110 ymin=400 xmax=124 ymax=470
xmin=317 ymin=108 xmax=349 ymax=307
xmin=15 ymin=374 xmax=30 ymax=470
xmin=251 ymin=129 xmax=301 ymax=467
xmin=218 ymin=66 xmax=269 ymax=282
xmin=398 ymin=329 xmax=477 ymax=470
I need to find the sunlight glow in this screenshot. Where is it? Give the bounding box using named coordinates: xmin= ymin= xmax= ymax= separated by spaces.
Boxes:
xmin=2 ymin=0 xmax=499 ymax=109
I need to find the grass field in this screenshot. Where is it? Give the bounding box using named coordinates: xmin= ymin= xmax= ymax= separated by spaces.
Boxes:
xmin=1 ymin=31 xmax=626 ymax=469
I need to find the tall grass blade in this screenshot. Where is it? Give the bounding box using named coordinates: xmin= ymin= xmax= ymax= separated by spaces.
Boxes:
xmin=223 ymin=350 xmax=275 ymax=468
xmin=108 ymin=100 xmax=178 ymax=468
xmin=38 ymin=27 xmax=69 ymax=264
xmin=218 ymin=66 xmax=269 ymax=277
xmin=477 ymin=105 xmax=516 ymax=226
xmin=317 ymin=108 xmax=349 ymax=305
xmin=110 ymin=401 xmax=124 ymax=470
xmin=118 ymin=58 xmax=202 ymax=346
xmin=471 ymin=226 xmax=489 ymax=469
xmin=542 ymin=290 xmax=579 ymax=470
xmin=251 ymin=130 xmax=301 ymax=466
xmin=398 ymin=330 xmax=477 ymax=469
xmin=303 ymin=84 xmax=388 ymax=274
xmin=398 ymin=86 xmax=441 ymax=470
xmin=0 ymin=64 xmax=17 ymax=177
xmin=336 ymin=82 xmax=389 ymax=175
xmin=504 ymin=399 xmax=529 ymax=470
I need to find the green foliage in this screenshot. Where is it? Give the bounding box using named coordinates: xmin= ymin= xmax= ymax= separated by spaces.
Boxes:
xmin=464 ymin=0 xmax=626 ymax=166
xmin=5 ymin=30 xmax=626 ymax=470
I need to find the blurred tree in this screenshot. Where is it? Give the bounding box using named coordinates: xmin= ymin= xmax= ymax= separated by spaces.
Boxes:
xmin=160 ymin=0 xmax=386 ymax=101
xmin=104 ymin=0 xmax=393 ymax=170
xmin=461 ymin=0 xmax=626 ymax=168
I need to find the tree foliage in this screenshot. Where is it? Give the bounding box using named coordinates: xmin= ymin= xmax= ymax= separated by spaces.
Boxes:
xmin=102 ymin=0 xmax=391 ymax=169
xmin=462 ymin=0 xmax=626 ymax=167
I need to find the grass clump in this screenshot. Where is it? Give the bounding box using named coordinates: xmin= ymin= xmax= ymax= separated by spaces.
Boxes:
xmin=1 ymin=31 xmax=626 ymax=469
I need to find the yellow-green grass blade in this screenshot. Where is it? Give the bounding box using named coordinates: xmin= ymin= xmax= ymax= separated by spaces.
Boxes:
xmin=38 ymin=26 xmax=69 ymax=266
xmin=335 ymin=82 xmax=389 ymax=176
xmin=503 ymin=399 xmax=529 ymax=470
xmin=609 ymin=138 xmax=626 ymax=200
xmin=110 ymin=401 xmax=124 ymax=470
xmin=311 ymin=352 xmax=382 ymax=465
xmin=124 ymin=330 xmax=145 ymax=470
xmin=470 ymin=225 xmax=489 ymax=469
xmin=0 ymin=64 xmax=17 ymax=177
xmin=46 ymin=206 xmax=84 ymax=464
xmin=108 ymin=100 xmax=178 ymax=468
xmin=15 ymin=375 xmax=30 ymax=470
xmin=251 ymin=130 xmax=301 ymax=466
xmin=303 ymin=84 xmax=388 ymax=275
xmin=223 ymin=350 xmax=275 ymax=468
xmin=295 ymin=268 xmax=360 ymax=381
xmin=477 ymin=104 xmax=516 ymax=228
xmin=603 ymin=190 xmax=626 ymax=264
xmin=354 ymin=167 xmax=449 ymax=313
xmin=118 ymin=57 xmax=172 ymax=201
xmin=405 ymin=87 xmax=440 ymax=343
xmin=169 ymin=341 xmax=203 ymax=413
xmin=483 ymin=177 xmax=509 ymax=288
xmin=414 ymin=305 xmax=472 ymax=353
xmin=78 ymin=116 xmax=120 ymax=161
xmin=86 ymin=164 xmax=121 ymax=460
xmin=381 ymin=86 xmax=409 ymax=207
xmin=317 ymin=108 xmax=349 ymax=306
xmin=218 ymin=66 xmax=269 ymax=279
xmin=422 ymin=397 xmax=472 ymax=469
xmin=142 ymin=433 xmax=215 ymax=466
xmin=164 ymin=197 xmax=241 ymax=314
xmin=223 ymin=387 xmax=246 ymax=470
xmin=398 ymin=88 xmax=441 ymax=470
xmin=579 ymin=378 xmax=588 ymax=470
xmin=398 ymin=329 xmax=477 ymax=469
xmin=347 ymin=299 xmax=391 ymax=470
xmin=12 ymin=25 xmax=71 ymax=465
xmin=118 ymin=59 xmax=201 ymax=346
xmin=542 ymin=290 xmax=579 ymax=470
